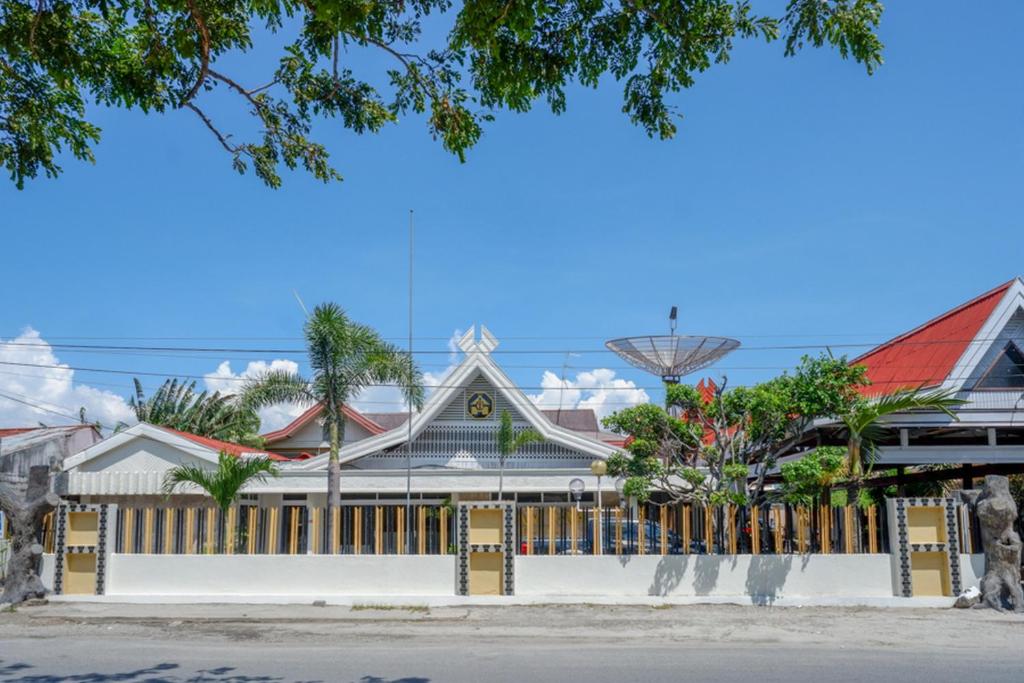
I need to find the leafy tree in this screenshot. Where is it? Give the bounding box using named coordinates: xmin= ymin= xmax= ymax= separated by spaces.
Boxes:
xmin=778 ymin=445 xmax=845 ymax=506
xmin=604 ymin=353 xmax=867 ymax=506
xmin=162 ymin=450 xmax=279 ymax=551
xmin=241 ymin=302 xmax=423 ymax=549
xmin=495 ymin=408 xmax=543 ymax=500
xmin=130 ymin=378 xmax=263 ymax=447
xmin=1 ymin=0 xmax=884 ymax=188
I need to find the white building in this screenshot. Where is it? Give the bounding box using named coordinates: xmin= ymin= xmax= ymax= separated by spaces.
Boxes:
xmin=61 ymin=326 xmax=625 ymax=507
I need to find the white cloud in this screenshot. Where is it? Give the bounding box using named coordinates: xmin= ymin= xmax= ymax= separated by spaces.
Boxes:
xmin=204 ymin=359 xmax=306 ymax=432
xmin=0 ymin=328 xmax=135 ymax=430
xmin=528 ymin=368 xmax=649 ymax=420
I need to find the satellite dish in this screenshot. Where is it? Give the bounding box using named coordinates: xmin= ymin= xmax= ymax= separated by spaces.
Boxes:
xmin=605 ymin=307 xmax=740 ymax=384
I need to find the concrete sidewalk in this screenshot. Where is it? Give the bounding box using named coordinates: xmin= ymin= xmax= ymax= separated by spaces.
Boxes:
xmin=46 ymin=592 xmax=957 ymax=609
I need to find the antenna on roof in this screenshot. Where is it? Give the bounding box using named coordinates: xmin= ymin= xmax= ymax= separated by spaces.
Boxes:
xmin=292 ymin=290 xmax=309 ymax=318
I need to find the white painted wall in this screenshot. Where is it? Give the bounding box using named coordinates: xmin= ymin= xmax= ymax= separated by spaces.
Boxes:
xmin=516 ymin=555 xmax=899 ymax=600
xmin=36 ymin=553 xmax=988 ymax=599
xmin=106 ymin=555 xmax=455 ymax=596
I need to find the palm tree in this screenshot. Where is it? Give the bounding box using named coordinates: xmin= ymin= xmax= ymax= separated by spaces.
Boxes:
xmin=841 ymin=387 xmax=965 ymax=477
xmin=163 ymin=451 xmax=279 ymax=551
xmin=131 ymin=378 xmax=263 ymax=447
xmin=241 ymin=302 xmax=423 ymax=549
xmin=496 ymin=409 xmax=544 ymax=500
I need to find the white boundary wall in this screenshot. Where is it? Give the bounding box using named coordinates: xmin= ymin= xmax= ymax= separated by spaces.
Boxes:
xmin=37 ymin=553 xmax=986 ymax=599
xmin=519 ymin=555 xmax=893 ymax=600
xmin=106 ymin=555 xmax=455 ymax=596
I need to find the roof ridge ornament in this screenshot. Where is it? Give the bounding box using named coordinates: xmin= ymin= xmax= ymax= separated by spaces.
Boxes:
xmin=457 ymin=326 xmax=477 ymax=353
xmin=456 ymin=325 xmax=500 ymax=354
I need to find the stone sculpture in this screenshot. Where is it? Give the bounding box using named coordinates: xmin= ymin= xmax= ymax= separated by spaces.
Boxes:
xmin=0 ymin=465 xmax=59 ymax=605
xmin=961 ymin=475 xmax=1023 ymax=612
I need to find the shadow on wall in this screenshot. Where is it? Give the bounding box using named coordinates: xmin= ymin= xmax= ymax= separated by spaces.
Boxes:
xmin=0 ymin=661 xmax=429 ymax=683
xmin=744 ymin=555 xmax=794 ymax=606
xmin=648 ymin=555 xmax=733 ymax=596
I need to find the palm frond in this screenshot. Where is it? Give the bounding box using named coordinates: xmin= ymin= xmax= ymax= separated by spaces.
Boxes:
xmin=846 ymin=387 xmax=965 ymax=434
xmin=240 ymin=370 xmax=313 ymax=409
xmin=163 ymin=452 xmax=279 ymax=511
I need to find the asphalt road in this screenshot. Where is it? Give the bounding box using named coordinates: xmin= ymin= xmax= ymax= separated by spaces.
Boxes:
xmin=2 ymin=603 xmax=1022 ymax=682
xmin=2 ymin=637 xmax=1021 ymax=683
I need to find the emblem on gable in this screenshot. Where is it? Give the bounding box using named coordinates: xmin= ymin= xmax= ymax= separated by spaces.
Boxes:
xmin=467 ymin=392 xmax=494 ymax=419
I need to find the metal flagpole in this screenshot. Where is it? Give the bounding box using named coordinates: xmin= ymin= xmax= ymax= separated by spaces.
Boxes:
xmin=405 ymin=209 xmax=414 ymax=555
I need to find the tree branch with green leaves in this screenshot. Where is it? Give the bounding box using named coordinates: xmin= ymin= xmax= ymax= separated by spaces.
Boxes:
xmin=1 ymin=0 xmax=885 ymax=188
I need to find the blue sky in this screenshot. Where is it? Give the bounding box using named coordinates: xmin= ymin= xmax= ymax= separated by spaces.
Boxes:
xmin=1 ymin=1 xmax=1022 ymax=431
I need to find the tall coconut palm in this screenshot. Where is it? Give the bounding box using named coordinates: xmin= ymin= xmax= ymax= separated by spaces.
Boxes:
xmin=496 ymin=409 xmax=544 ymax=500
xmin=841 ymin=387 xmax=965 ymax=477
xmin=163 ymin=451 xmax=279 ymax=551
xmin=131 ymin=378 xmax=263 ymax=447
xmin=241 ymin=302 xmax=424 ymax=548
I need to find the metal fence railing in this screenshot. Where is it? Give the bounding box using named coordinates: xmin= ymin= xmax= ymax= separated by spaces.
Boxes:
xmin=113 ymin=504 xmax=455 ymax=556
xmin=515 ymin=503 xmax=899 ymax=556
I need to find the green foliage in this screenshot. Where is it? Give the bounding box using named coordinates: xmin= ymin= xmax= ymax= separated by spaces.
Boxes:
xmin=779 ymin=446 xmax=845 ymax=506
xmin=604 ymin=353 xmax=867 ymax=505
xmin=839 ymin=387 xmax=965 ymax=475
xmin=496 ymin=408 xmax=543 ymax=499
xmin=242 ymin=301 xmax=424 ymax=460
xmin=130 ymin=378 xmax=263 ymax=447
xmin=1 ymin=0 xmax=885 ymax=188
xmin=162 ymin=450 xmax=279 ymax=512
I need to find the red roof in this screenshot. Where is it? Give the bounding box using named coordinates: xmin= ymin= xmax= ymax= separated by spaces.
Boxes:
xmin=0 ymin=427 xmax=39 ymax=437
xmin=261 ymin=403 xmax=385 ymax=443
xmin=157 ymin=426 xmax=289 ymax=461
xmin=850 ymin=280 xmax=1014 ymax=396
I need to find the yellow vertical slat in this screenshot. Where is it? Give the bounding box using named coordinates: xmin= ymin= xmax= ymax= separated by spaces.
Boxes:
xmin=267 ymin=506 xmax=279 ymax=554
xmin=844 ymin=505 xmax=854 ymax=554
xmin=225 ymin=506 xmax=237 ymax=555
xmin=440 ymin=507 xmax=448 ymax=555
xmin=704 ymin=506 xmax=713 ymax=554
xmin=614 ymin=508 xmax=623 ymax=555
xmin=354 ymin=507 xmax=363 ymax=555
xmin=751 ymin=505 xmax=760 ymax=555
xmin=332 ymin=507 xmax=341 ymax=554
xmin=309 ymin=508 xmax=318 ymax=555
xmin=820 ymin=505 xmax=830 ymax=555
xmin=206 ymin=507 xmax=217 ymax=554
xmin=184 ymin=507 xmax=194 ymax=554
xmin=123 ymin=507 xmax=135 ymax=554
xmin=570 ymin=508 xmax=578 ymax=554
xmin=397 ymin=506 xmax=405 ymax=555
xmin=528 ymin=507 xmax=536 ymax=557
xmin=374 ymin=506 xmax=382 ymax=555
xmin=659 ymin=506 xmax=667 ymax=556
xmin=773 ymin=507 xmax=784 ymax=554
xmin=247 ymin=507 xmax=257 ymax=555
xmin=287 ymin=508 xmax=298 ymax=555
xmin=683 ymin=505 xmax=691 ymax=554
xmin=164 ymin=508 xmax=176 ymax=555
xmin=143 ymin=507 xmax=154 ymax=554
xmin=548 ymin=507 xmax=556 ymax=556
xmin=418 ymin=506 xmax=426 ymax=555
xmin=868 ymin=506 xmax=878 ymax=554
xmin=638 ymin=506 xmax=646 ymax=556
xmin=730 ymin=505 xmax=739 ymax=554
xmin=593 ymin=508 xmax=601 ymax=556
